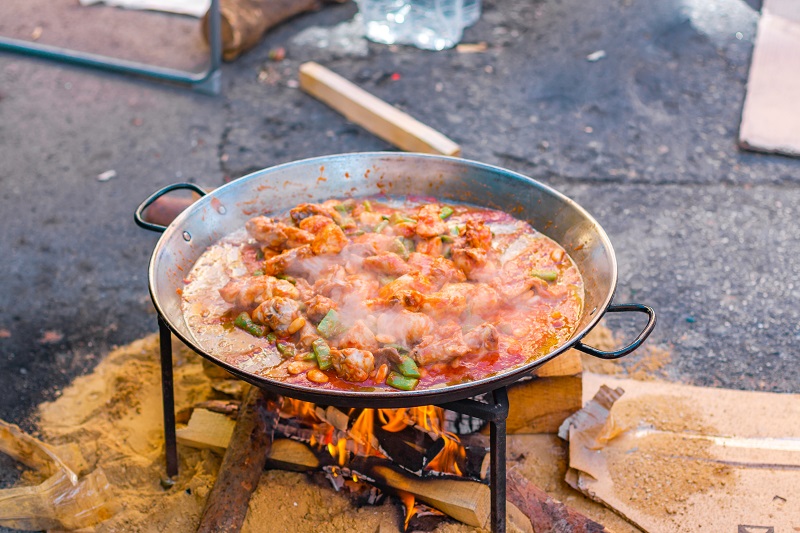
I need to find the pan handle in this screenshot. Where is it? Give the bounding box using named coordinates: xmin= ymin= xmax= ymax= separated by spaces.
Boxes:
xmin=134 ymin=183 xmax=208 ymax=233
xmin=574 ymin=303 xmax=656 ymax=360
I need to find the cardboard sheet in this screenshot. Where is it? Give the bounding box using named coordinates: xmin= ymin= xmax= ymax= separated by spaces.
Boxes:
xmin=79 ymin=0 xmax=210 ymax=18
xmin=561 ymin=374 xmax=800 ymax=532
xmin=739 ymin=0 xmax=800 ymax=156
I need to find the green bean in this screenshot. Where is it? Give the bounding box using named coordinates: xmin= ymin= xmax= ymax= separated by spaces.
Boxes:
xmin=530 ymin=269 xmax=559 ymax=282
xmin=374 ymin=220 xmax=390 ymax=233
xmin=234 ymin=312 xmax=268 ymax=337
xmin=396 ymin=356 xmax=421 ymax=378
xmin=386 ymin=372 xmax=419 ymax=391
xmin=252 ymin=270 xmax=264 ymax=276
xmin=312 ymin=338 xmax=332 ymax=370
xmin=439 ymin=206 xmax=454 ymax=219
xmin=317 ymin=309 xmax=346 ymax=338
xmin=276 ymin=341 xmax=296 ymax=358
xmin=276 ymin=274 xmax=297 ymax=284
xmin=389 ymin=238 xmax=409 ymax=259
xmin=363 ymin=200 xmax=373 ymax=212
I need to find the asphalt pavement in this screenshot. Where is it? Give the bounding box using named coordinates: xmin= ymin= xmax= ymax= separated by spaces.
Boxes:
xmin=1 ymin=0 xmax=798 ymax=450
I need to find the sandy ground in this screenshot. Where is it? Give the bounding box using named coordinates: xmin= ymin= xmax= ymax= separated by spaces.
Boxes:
xmin=2 ymin=329 xmax=643 ymax=532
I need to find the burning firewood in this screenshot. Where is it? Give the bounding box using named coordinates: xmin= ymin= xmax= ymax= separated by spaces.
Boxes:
xmin=196 ymin=386 xmax=281 ymax=533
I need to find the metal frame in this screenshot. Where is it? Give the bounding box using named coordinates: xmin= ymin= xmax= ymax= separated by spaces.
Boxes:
xmin=157 ymin=321 xmax=511 ymax=533
xmin=0 ymin=0 xmax=222 ymax=95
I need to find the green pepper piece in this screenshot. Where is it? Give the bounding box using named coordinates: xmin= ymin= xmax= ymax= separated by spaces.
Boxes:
xmin=334 ymin=203 xmax=348 ymax=214
xmin=386 ymin=372 xmax=419 ymax=391
xmin=266 ymin=332 xmax=277 ymax=343
xmin=439 ymin=206 xmax=454 ymax=219
xmin=276 ymin=274 xmax=297 ymax=285
xmin=374 ymin=220 xmax=389 ymax=233
xmin=440 ymin=234 xmax=454 ymax=243
xmin=451 ymin=225 xmax=461 ymax=236
xmin=389 ymin=238 xmax=409 ymax=260
xmin=317 ymin=309 xmax=346 ymax=338
xmin=396 ymin=355 xmax=421 ymax=378
xmin=276 ymin=341 xmax=296 ymax=358
xmin=256 ymin=248 xmax=265 ymax=260
xmin=252 ymin=270 xmax=264 ymax=276
xmin=312 ymin=338 xmax=332 ymax=370
xmin=363 ymin=200 xmax=373 ymax=212
xmin=530 ymin=269 xmax=559 ymax=282
xmin=234 ymin=312 xmax=268 ymax=337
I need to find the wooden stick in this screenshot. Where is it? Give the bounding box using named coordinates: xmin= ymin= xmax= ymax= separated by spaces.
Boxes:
xmin=506 ymin=468 xmax=611 ymax=533
xmin=196 ymin=386 xmax=280 ymax=533
xmin=299 ymin=62 xmax=461 ymax=156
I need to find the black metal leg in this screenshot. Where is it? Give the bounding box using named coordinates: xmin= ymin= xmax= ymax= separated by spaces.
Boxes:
xmin=159 ymin=317 xmax=179 ymax=478
xmin=489 ymin=388 xmax=509 ymax=533
xmin=438 ymin=387 xmax=510 ymax=533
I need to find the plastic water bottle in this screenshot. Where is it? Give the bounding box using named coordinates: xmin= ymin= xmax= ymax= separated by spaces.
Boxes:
xmin=356 ymin=0 xmax=479 ymax=51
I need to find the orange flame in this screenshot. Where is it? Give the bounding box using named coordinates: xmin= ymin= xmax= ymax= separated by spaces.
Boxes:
xmin=282 ymin=400 xmax=465 ymax=476
xmin=397 ymin=490 xmax=417 ymax=530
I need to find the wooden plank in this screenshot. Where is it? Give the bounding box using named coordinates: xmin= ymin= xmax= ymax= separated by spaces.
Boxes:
xmin=739 ymin=0 xmax=800 ymax=157
xmin=176 ymin=408 xmax=236 ymax=455
xmin=299 ymin=62 xmax=461 ymax=156
xmin=533 ymin=349 xmax=582 ymax=378
xmin=484 ymin=375 xmax=583 ymax=435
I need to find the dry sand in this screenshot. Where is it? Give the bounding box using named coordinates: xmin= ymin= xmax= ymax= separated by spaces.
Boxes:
xmin=8 ymin=329 xmax=642 ymax=532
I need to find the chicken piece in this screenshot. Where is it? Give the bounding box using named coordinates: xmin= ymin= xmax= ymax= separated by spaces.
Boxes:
xmin=467 ymin=283 xmax=502 ymax=317
xmin=463 ymin=323 xmax=499 ymax=352
xmin=311 ymin=223 xmax=348 ymax=255
xmin=420 ymin=283 xmax=471 ymax=317
xmin=376 ymin=310 xmax=434 ymax=345
xmin=373 ymin=346 xmax=404 ymax=365
xmin=490 ymin=256 xmax=542 ymax=300
xmin=429 ymin=257 xmax=467 ymax=287
xmin=251 ymin=296 xmax=302 ymax=334
xmin=464 ymin=219 xmax=492 ymax=250
xmin=451 ymin=247 xmax=490 ymax=279
xmin=411 ymin=324 xmax=471 ymax=366
xmin=218 ymin=276 xmax=299 ymax=308
xmin=297 ymin=320 xmax=320 ymax=349
xmin=415 ymin=204 xmax=448 ymax=238
xmin=330 ymin=348 xmax=375 ymax=382
xmin=352 ymin=232 xmax=395 ymax=253
xmin=299 ymin=214 xmax=335 ymax=234
xmin=293 ymin=277 xmax=314 ymax=301
xmin=339 ymin=242 xmax=378 ymax=270
xmin=416 ymin=236 xmax=443 ymax=257
xmin=338 ymin=320 xmax=379 ymax=351
xmin=305 ymin=294 xmax=337 ymax=323
xmin=245 ymin=217 xmax=287 ymax=249
xmin=290 ymin=203 xmax=336 ymax=224
xmin=263 ymin=245 xmax=313 ymax=276
xmin=283 ymin=226 xmax=315 ymax=248
xmin=407 ymin=252 xmax=434 ymax=273
xmin=378 ymin=273 xmax=434 ymax=302
xmin=363 ymin=252 xmax=411 ymax=277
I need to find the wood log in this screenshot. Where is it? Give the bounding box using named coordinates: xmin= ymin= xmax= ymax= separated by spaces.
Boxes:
xmin=506 ymin=468 xmax=610 ymax=533
xmin=196 ymin=386 xmax=280 ymax=533
xmin=299 ymin=62 xmax=461 ymax=156
xmin=177 ymin=409 xmax=237 ymax=454
xmin=202 ymin=0 xmax=342 ymax=61
xmin=533 ymin=349 xmax=582 ymax=378
xmin=504 ymin=375 xmax=583 ymax=434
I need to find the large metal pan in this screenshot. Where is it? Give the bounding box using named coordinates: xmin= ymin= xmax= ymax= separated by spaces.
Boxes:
xmin=135 ymin=152 xmax=655 ymax=408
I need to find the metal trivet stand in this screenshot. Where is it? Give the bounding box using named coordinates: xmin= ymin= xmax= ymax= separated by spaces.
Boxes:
xmin=157 ymin=318 xmax=512 ymax=533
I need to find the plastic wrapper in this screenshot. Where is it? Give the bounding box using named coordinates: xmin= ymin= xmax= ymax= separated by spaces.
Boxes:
xmin=0 ymin=420 xmax=117 ymax=531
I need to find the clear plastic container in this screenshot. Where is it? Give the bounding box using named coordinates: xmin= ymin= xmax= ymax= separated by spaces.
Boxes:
xmin=356 ymin=0 xmax=479 ymax=51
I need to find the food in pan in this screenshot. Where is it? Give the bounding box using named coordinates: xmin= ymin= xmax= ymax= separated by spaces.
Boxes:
xmin=181 ymin=196 xmax=584 ymax=391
